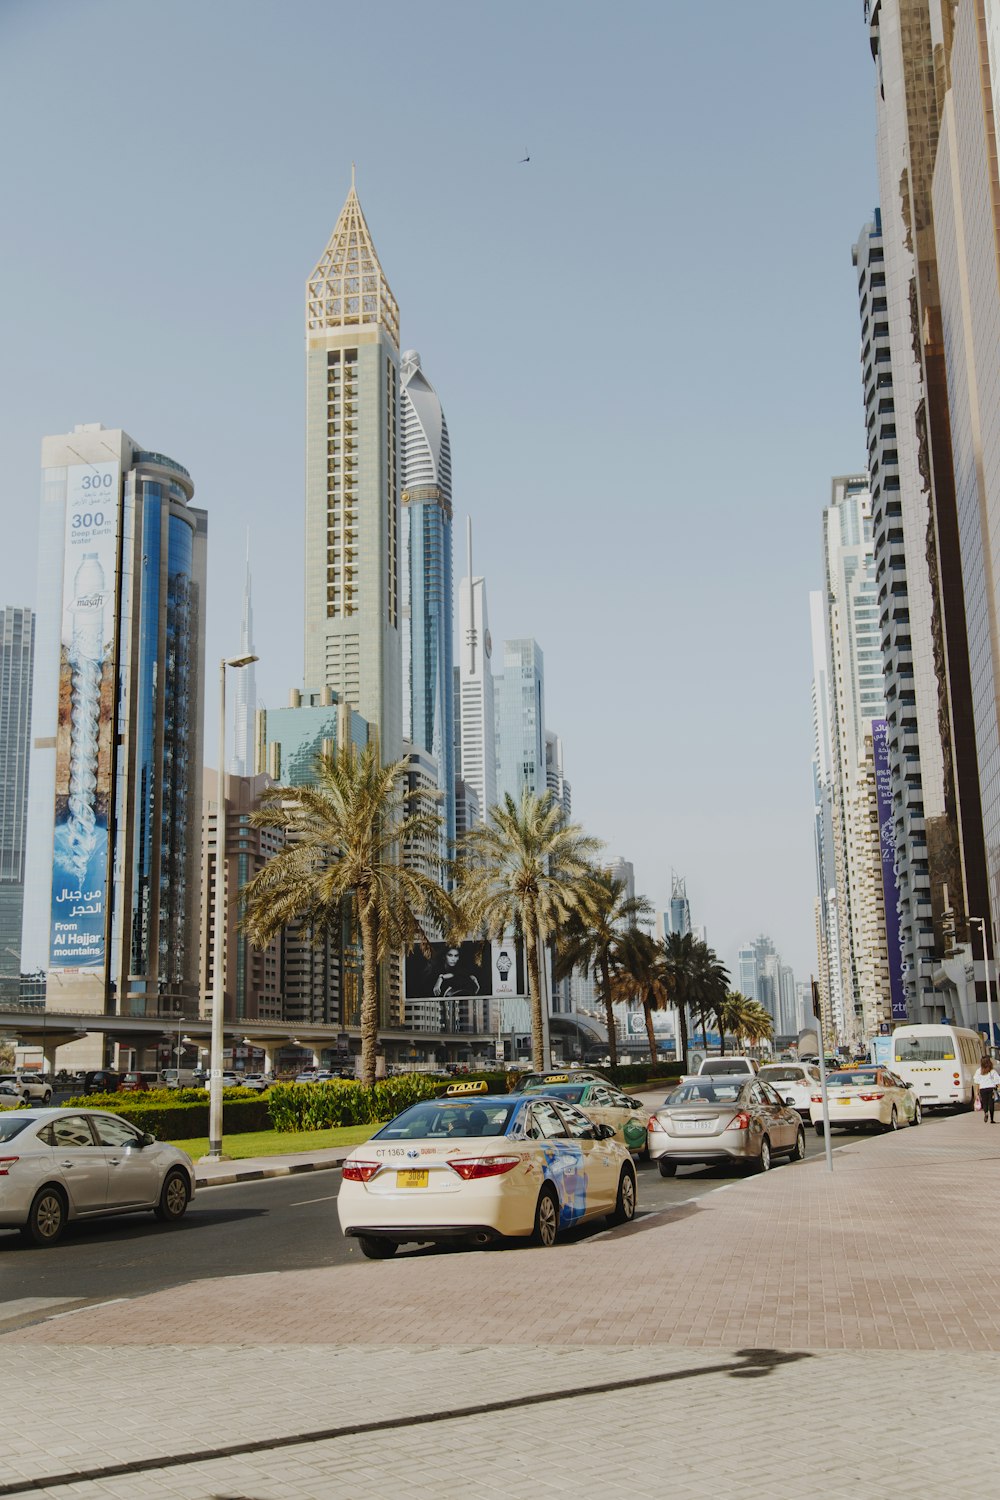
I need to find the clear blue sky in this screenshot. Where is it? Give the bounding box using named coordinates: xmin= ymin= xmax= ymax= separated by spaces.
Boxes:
xmin=0 ymin=1 xmax=876 ymax=983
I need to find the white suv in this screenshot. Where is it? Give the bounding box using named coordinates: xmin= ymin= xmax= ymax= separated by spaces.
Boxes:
xmin=757 ymin=1063 xmax=821 ymax=1117
xmin=696 ymin=1057 xmax=759 ymax=1080
xmin=0 ymin=1073 xmax=53 ymax=1104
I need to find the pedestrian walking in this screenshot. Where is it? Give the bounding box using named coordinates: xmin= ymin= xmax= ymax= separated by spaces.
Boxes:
xmin=973 ymin=1056 xmax=1000 ymax=1123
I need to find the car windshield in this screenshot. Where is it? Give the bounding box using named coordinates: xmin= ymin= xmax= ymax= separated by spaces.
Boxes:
xmin=375 ymin=1099 xmax=516 ymax=1140
xmin=759 ymin=1067 xmax=803 ymax=1083
xmin=522 ymin=1084 xmax=586 ymax=1102
xmin=0 ymin=1116 xmax=33 ymax=1142
xmin=662 ymin=1080 xmax=746 ymax=1106
xmin=699 ymin=1060 xmax=750 ymax=1076
xmin=828 ymin=1070 xmax=878 ymax=1086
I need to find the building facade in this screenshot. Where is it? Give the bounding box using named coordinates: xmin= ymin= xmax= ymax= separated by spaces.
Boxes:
xmin=0 ymin=607 xmax=33 ymax=1003
xmin=304 ymin=176 xmax=402 ymax=762
xmin=22 ymin=424 xmax=207 ymax=1041
xmin=400 ymin=349 xmax=455 ymax=858
xmin=457 ymin=572 xmax=496 ymax=819
xmin=544 ymin=731 xmax=571 ymax=818
xmin=494 ymin=638 xmax=545 ymax=806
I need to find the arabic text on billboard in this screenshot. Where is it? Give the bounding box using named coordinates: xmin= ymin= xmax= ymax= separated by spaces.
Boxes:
xmin=50 ymin=462 xmax=119 ymax=969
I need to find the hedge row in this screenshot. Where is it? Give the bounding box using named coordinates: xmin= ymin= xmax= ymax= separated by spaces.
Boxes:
xmin=66 ymin=1087 xmax=263 ymax=1109
xmin=80 ymin=1097 xmax=272 ymax=1138
xmin=266 ymin=1074 xmax=444 ymax=1132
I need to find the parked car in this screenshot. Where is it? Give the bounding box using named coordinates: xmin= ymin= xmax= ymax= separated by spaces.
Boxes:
xmin=516 ymin=1077 xmax=650 ymax=1153
xmin=647 ymin=1075 xmax=806 ymax=1175
xmin=0 ymin=1082 xmax=25 ymax=1111
xmin=202 ymin=1072 xmax=240 ymax=1090
xmin=82 ymin=1070 xmax=121 ymax=1096
xmin=0 ymin=1107 xmax=195 ymax=1245
xmin=810 ymin=1066 xmax=921 ymax=1134
xmin=239 ymin=1074 xmax=270 ymax=1092
xmin=757 ymin=1063 xmax=822 ymax=1118
xmin=696 ymin=1057 xmax=759 ymax=1079
xmin=117 ymin=1071 xmax=159 ymax=1093
xmin=159 ymin=1068 xmax=198 ymax=1089
xmin=0 ymin=1074 xmax=53 ymax=1105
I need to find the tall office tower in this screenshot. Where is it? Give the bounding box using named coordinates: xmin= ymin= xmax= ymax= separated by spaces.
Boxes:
xmin=22 ymin=424 xmax=207 ymax=1024
xmin=669 ymin=874 xmax=691 ymax=937
xmin=738 ymin=934 xmax=788 ymax=1030
xmin=494 ymin=639 xmax=545 ymax=805
xmin=544 ymin=732 xmax=571 ymax=817
xmin=259 ymin=687 xmax=369 ymax=1027
xmin=737 ymin=944 xmax=758 ymax=1003
xmin=778 ymin=964 xmax=798 ymax=1037
xmin=230 ymin=539 xmax=257 ymax=777
xmin=0 ymin=607 xmax=34 ymax=1002
xmin=606 ymin=857 xmax=636 ymax=905
xmin=823 ymin=475 xmax=889 ymax=1046
xmin=810 ymin=590 xmax=843 ymax=1042
xmin=864 ymin=1 xmax=990 ymax=1012
xmin=930 ymin=1 xmax=1000 ymax=960
xmin=458 ymin=569 xmax=496 ymax=817
xmin=304 ymin=175 xmax=402 ymax=762
xmin=399 ymin=350 xmax=454 ymax=856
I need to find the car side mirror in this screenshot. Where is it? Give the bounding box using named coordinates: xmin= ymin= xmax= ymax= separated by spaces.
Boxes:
xmin=596 ymin=1123 xmax=616 ymax=1140
xmin=784 ymin=1096 xmax=795 ymax=1105
xmin=626 ymin=1097 xmax=642 ymax=1109
xmin=137 ymin=1132 xmax=156 ymax=1148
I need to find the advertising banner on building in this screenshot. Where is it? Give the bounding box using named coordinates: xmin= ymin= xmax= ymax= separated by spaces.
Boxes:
xmin=873 ymin=719 xmax=907 ymax=1020
xmin=404 ymin=939 xmax=525 ymax=1001
xmin=50 ymin=461 xmax=120 ymax=969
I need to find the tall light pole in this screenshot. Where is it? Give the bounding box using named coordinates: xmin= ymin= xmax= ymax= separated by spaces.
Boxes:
xmin=969 ymin=917 xmax=998 ymax=1055
xmin=206 ymin=653 xmax=258 ymax=1161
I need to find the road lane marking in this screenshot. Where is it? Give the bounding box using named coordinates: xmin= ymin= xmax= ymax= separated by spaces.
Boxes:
xmin=290 ymin=1193 xmax=340 ymax=1206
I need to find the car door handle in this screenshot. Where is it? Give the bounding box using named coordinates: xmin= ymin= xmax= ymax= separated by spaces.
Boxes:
xmin=58 ymin=1159 xmax=77 ymax=1168
xmin=106 ymin=1156 xmax=121 ymax=1165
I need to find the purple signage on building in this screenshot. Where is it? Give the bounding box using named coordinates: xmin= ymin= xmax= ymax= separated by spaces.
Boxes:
xmin=873 ymin=719 xmax=907 ymax=1020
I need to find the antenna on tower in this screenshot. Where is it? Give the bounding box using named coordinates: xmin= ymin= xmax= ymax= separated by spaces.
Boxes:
xmin=466 ymin=516 xmax=477 ymax=674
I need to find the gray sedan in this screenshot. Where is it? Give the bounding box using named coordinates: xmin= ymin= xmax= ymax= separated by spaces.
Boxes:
xmin=646 ymin=1075 xmax=806 ymax=1176
xmin=0 ymin=1108 xmax=195 ymax=1246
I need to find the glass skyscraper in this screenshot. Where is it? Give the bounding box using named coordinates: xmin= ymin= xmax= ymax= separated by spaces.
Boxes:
xmin=494 ymin=639 xmax=545 ymax=807
xmin=22 ymin=424 xmax=207 ymax=1027
xmin=0 ymin=606 xmax=34 ymax=1002
xmin=400 ymin=350 xmax=454 ymax=856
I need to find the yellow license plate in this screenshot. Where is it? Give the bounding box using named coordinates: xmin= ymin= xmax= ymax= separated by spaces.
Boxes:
xmin=396 ymin=1170 xmax=428 ymax=1188
xmin=838 ymin=1098 xmax=853 ymax=1105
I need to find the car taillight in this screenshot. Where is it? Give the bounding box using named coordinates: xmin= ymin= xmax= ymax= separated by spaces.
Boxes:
xmin=810 ymin=1095 xmax=822 ymax=1103
xmin=859 ymin=1092 xmax=884 ymax=1101
xmin=0 ymin=1157 xmax=18 ymax=1175
xmin=647 ymin=1116 xmax=666 ymax=1132
xmin=342 ymin=1160 xmax=380 ymax=1183
xmin=728 ymin=1112 xmax=751 ymax=1130
xmin=447 ymin=1155 xmax=521 ymax=1180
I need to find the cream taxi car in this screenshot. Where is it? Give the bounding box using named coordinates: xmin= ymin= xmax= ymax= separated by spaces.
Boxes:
xmin=518 ymin=1076 xmax=650 ymax=1154
xmin=337 ymin=1084 xmax=637 ymax=1258
xmin=810 ymin=1065 xmax=921 ymax=1134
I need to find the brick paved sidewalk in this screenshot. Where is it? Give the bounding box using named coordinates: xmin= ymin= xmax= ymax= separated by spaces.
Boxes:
xmin=7 ymin=1107 xmax=999 ymax=1353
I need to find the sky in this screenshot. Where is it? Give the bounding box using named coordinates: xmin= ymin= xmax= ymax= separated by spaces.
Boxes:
xmin=0 ymin=0 xmax=877 ymax=984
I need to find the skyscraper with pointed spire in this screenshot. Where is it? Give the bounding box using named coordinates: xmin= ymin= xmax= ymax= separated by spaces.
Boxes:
xmin=400 ymin=350 xmax=454 ymax=854
xmin=230 ymin=535 xmax=257 ymax=777
xmin=304 ymin=171 xmax=401 ymax=760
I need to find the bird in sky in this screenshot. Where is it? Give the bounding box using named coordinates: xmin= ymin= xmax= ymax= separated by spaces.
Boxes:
xmin=520 ymin=147 xmax=530 ymax=163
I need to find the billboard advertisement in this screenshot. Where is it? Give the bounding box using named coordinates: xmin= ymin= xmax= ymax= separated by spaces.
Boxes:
xmin=873 ymin=719 xmax=907 ymax=1020
xmin=404 ymin=939 xmax=525 ymax=1001
xmin=50 ymin=461 xmax=120 ymax=969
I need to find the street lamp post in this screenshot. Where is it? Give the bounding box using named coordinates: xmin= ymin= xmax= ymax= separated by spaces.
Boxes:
xmin=206 ymin=653 xmax=258 ymax=1161
xmin=969 ymin=917 xmax=998 ymax=1054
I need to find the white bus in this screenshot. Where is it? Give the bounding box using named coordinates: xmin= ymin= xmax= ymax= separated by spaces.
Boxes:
xmin=890 ymin=1023 xmax=983 ymax=1109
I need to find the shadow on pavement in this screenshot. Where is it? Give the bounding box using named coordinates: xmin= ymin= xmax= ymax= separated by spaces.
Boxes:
xmin=0 ymin=1206 xmax=267 ymax=1252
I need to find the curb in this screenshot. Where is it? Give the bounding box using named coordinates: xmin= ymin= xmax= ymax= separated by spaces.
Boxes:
xmin=196 ymin=1156 xmax=348 ymax=1189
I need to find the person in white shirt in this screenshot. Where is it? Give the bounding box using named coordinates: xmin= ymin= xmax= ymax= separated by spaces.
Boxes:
xmin=973 ymin=1057 xmax=1000 ymax=1123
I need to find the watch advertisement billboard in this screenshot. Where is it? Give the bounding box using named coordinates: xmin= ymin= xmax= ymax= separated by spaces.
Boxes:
xmin=50 ymin=461 xmax=120 ymax=969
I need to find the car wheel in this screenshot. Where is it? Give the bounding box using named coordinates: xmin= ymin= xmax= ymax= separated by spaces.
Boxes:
xmin=790 ymin=1127 xmax=806 ymax=1162
xmin=814 ymin=1122 xmax=825 ymax=1137
xmin=756 ymin=1136 xmax=772 ymax=1173
xmin=885 ymin=1106 xmax=898 ymax=1133
xmin=608 ymin=1168 xmax=636 ymax=1226
xmin=532 ymin=1186 xmax=559 ymax=1247
xmin=21 ymin=1186 xmax=67 ymax=1246
xmin=153 ymin=1169 xmax=190 ymax=1223
xmin=40 ymin=1090 xmax=51 ymax=1105
xmin=910 ymin=1100 xmax=922 ymax=1127
xmin=358 ymin=1236 xmax=398 ymax=1259
xmin=657 ymin=1159 xmax=677 ymax=1177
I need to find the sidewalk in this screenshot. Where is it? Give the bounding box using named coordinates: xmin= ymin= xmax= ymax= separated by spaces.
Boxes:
xmin=3 ymin=1109 xmax=999 ymax=1497
xmin=194 ymin=1144 xmax=349 ymax=1188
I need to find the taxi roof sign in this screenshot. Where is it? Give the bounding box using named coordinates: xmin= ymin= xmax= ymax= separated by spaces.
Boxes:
xmin=444 ymin=1080 xmax=489 ymax=1096
xmin=541 ymin=1074 xmax=571 ymax=1083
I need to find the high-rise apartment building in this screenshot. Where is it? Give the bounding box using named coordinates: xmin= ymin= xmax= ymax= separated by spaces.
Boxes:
xmin=458 ymin=570 xmax=496 ymax=818
xmin=494 ymin=639 xmax=545 ymax=806
xmin=810 ymin=589 xmax=842 ymax=1041
xmin=821 ymin=475 xmax=890 ymax=1044
xmin=544 ymin=732 xmax=571 ymax=818
xmin=0 ymin=607 xmax=33 ymax=1002
xmin=400 ymin=350 xmax=454 ymax=856
xmin=737 ymin=933 xmax=797 ymax=1036
xmin=863 ymin=0 xmax=990 ymax=1019
xmin=22 ymin=424 xmax=207 ymax=1029
xmin=304 ymin=176 xmax=402 ymax=762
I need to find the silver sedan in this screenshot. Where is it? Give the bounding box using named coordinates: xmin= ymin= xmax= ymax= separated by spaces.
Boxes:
xmin=0 ymin=1108 xmax=196 ymax=1246
xmin=646 ymin=1075 xmax=806 ymax=1176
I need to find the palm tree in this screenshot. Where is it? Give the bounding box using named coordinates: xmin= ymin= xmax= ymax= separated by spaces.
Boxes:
xmin=241 ymin=737 xmax=455 ymax=1087
xmin=683 ymin=941 xmax=730 ymax=1052
xmin=743 ymin=999 xmax=775 ymax=1052
xmin=553 ymin=869 xmax=652 ymax=1068
xmin=455 ymin=789 xmax=602 ymax=1068
xmin=717 ymin=990 xmax=755 ymax=1052
xmin=609 ymin=927 xmax=670 ymax=1065
xmin=660 ymin=931 xmax=700 ymax=1063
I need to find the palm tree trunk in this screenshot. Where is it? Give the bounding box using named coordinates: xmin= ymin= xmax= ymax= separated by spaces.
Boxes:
xmin=524 ymin=916 xmax=545 ymax=1070
xmin=699 ymin=1005 xmax=709 ymax=1050
xmin=600 ymin=951 xmax=618 ymax=1068
xmin=677 ymin=999 xmax=689 ymax=1067
xmin=644 ymin=987 xmax=658 ymax=1067
xmin=358 ymin=902 xmax=380 ymax=1088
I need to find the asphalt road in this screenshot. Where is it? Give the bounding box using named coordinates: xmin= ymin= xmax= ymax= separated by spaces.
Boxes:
xmin=0 ymin=1120 xmax=880 ymax=1325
